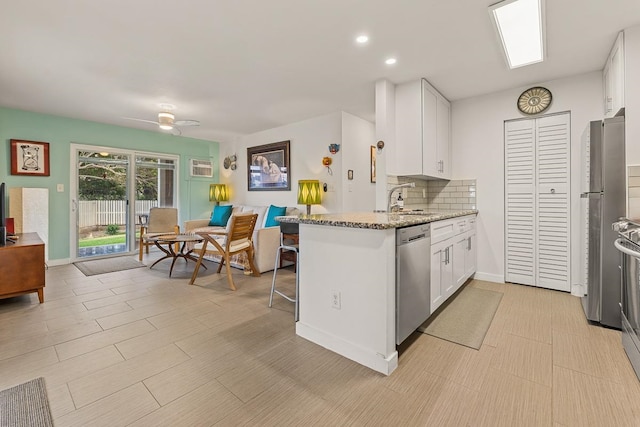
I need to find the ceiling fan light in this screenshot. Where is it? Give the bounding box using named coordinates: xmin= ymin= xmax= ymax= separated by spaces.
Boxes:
xmin=158 ymin=112 xmax=175 ymax=130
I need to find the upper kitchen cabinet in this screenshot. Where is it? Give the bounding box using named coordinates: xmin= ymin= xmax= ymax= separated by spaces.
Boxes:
xmin=603 ymin=32 xmax=625 ymax=118
xmin=393 ymin=78 xmax=451 ymax=179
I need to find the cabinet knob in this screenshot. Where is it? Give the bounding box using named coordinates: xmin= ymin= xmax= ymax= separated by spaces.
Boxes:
xmin=550 ymin=188 xmax=556 ymax=194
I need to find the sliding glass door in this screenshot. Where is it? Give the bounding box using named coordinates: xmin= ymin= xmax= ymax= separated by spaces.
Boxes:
xmin=70 ymin=145 xmax=178 ymax=260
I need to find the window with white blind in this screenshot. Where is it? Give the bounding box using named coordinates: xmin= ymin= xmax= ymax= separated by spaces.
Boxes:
xmin=505 ymin=112 xmax=571 ymax=291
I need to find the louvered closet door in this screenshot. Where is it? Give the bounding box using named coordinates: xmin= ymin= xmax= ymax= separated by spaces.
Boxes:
xmin=505 ymin=113 xmax=571 ymax=291
xmin=536 ymin=114 xmax=570 ymax=291
xmin=505 ymin=119 xmax=536 ymax=286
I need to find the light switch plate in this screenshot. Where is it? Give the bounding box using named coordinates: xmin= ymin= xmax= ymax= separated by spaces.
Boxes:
xmin=56 ymin=184 xmax=64 ymax=192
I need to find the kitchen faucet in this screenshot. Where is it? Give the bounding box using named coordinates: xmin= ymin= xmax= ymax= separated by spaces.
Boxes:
xmin=388 ymin=182 xmax=415 ymax=212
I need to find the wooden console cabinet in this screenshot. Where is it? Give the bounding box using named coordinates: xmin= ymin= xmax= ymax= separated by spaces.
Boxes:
xmin=0 ymin=233 xmax=45 ymax=303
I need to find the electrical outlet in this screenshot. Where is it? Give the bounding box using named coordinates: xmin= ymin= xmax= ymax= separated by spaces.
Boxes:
xmin=331 ymin=290 xmax=341 ymax=310
xmin=56 ymin=184 xmax=64 ymax=192
xmin=423 ymin=188 xmax=427 ymax=198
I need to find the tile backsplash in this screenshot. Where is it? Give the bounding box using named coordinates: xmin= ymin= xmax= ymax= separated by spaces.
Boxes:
xmin=387 ymin=176 xmax=477 ymax=211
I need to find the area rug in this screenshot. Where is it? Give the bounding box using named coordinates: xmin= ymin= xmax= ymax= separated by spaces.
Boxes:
xmin=74 ymin=256 xmax=146 ymax=276
xmin=421 ymin=286 xmax=503 ymax=350
xmin=0 ymin=377 xmax=54 ymax=427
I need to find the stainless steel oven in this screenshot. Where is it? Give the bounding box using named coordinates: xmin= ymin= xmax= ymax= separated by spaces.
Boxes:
xmin=614 ymin=219 xmax=640 ymax=380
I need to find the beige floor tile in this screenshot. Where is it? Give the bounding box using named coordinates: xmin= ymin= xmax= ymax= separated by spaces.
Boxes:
xmin=144 ymin=348 xmax=253 ymax=405
xmin=54 ymin=382 xmax=159 ymax=427
xmin=146 ymin=300 xmax=218 ymax=329
xmin=0 ymin=319 xmax=49 ymax=341
xmin=83 ymin=289 xmax=152 ymax=310
xmin=477 ymin=368 xmax=552 ymax=427
xmin=67 ymin=343 xmax=189 ymax=408
xmin=45 ymin=302 xmax=133 ymax=331
xmin=42 ymin=346 xmax=125 ymax=387
xmin=410 ymin=381 xmax=480 ymax=426
xmin=115 ymin=317 xmax=208 ymax=359
xmin=501 ymin=304 xmax=553 ymax=344
xmin=215 ymin=377 xmax=345 ymax=427
xmin=553 ymin=365 xmax=640 ymax=426
xmin=54 ymin=319 xmax=156 ymax=360
xmin=0 ymin=347 xmax=59 ymax=390
xmin=130 ymin=379 xmax=243 ymax=426
xmin=95 ymin=301 xmax=176 ymax=330
xmin=0 ymin=321 xmax=102 ymax=361
xmin=551 ymin=291 xmax=594 ymax=337
xmin=490 ymin=332 xmax=553 ymax=386
xmin=47 ymin=383 xmax=76 ymax=420
xmin=553 ymin=329 xmax=625 ymax=382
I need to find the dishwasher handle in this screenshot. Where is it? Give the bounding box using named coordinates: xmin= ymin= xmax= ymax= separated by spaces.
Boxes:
xmin=406 ymin=233 xmax=426 ymax=243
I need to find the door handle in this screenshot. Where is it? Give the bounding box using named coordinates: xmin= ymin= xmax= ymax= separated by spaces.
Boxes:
xmin=467 ymin=237 xmax=471 ymax=251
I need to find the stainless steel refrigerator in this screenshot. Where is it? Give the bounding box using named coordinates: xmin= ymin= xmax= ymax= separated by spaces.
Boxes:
xmin=580 ymin=115 xmax=626 ymax=328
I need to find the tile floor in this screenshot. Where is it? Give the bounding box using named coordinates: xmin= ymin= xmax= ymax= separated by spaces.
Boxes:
xmin=1 ymin=252 xmax=640 ymax=426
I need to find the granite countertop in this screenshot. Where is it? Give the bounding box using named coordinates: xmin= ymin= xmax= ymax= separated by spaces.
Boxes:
xmin=276 ymin=210 xmax=478 ymax=230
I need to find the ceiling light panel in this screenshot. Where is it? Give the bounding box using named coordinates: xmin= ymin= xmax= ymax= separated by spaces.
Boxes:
xmin=490 ymin=0 xmax=545 ymax=69
xmin=356 ymin=35 xmax=369 ymax=44
xmin=385 ymin=58 xmax=397 ymax=65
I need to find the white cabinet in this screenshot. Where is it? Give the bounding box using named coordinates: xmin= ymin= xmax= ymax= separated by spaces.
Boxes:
xmin=604 ymin=32 xmax=625 ymax=118
xmin=431 ymin=239 xmax=453 ymax=313
xmin=430 ymin=215 xmax=477 ymax=313
xmin=394 ymin=78 xmax=451 ymax=179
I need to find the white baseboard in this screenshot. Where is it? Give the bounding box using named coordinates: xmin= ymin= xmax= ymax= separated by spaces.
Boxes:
xmin=296 ymin=322 xmax=398 ymax=376
xmin=472 ymin=272 xmax=505 ymax=284
xmin=47 ymin=258 xmax=71 ymax=267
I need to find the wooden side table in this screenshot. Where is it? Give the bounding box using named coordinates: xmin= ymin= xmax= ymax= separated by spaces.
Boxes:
xmin=279 ymin=232 xmax=299 ymax=271
xmin=0 ymin=233 xmax=45 ymax=303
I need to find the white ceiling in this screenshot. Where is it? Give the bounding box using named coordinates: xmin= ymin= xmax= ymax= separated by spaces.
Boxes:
xmin=1 ymin=1 xmax=639 ymax=144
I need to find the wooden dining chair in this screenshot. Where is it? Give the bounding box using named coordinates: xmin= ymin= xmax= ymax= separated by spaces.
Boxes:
xmin=139 ymin=207 xmax=179 ymax=261
xmin=189 ymin=213 xmax=260 ymax=290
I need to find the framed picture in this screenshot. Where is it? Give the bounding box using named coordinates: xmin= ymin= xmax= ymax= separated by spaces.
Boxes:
xmin=247 ymin=140 xmax=290 ymax=191
xmin=10 ymin=139 xmax=50 ymax=176
xmin=370 ymin=145 xmax=376 ymax=183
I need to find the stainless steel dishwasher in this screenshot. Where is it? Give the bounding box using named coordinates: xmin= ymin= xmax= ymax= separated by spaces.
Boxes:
xmin=396 ymin=223 xmax=431 ymax=345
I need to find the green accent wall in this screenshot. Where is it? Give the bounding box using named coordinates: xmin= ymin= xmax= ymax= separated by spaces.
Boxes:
xmin=0 ymin=107 xmax=219 ymax=262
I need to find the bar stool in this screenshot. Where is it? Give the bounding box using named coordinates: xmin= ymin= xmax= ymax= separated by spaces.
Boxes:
xmin=269 ymin=222 xmax=300 ymax=321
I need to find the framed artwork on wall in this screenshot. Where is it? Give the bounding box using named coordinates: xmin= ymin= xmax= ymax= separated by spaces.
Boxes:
xmin=370 ymin=145 xmax=376 ymax=183
xmin=10 ymin=139 xmax=50 ymax=176
xmin=247 ymin=140 xmax=290 ymax=191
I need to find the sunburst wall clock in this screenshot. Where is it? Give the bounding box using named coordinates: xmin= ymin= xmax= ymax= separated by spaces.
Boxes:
xmin=517 ymin=86 xmax=552 ymax=115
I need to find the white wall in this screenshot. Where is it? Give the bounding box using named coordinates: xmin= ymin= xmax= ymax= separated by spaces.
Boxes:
xmin=452 ymin=71 xmax=603 ymax=283
xmin=219 ymin=111 xmax=374 ymax=213
xmin=341 ymin=112 xmax=376 ymax=212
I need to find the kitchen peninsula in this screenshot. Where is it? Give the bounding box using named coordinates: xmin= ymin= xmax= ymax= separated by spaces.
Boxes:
xmin=278 ymin=210 xmax=477 ymax=375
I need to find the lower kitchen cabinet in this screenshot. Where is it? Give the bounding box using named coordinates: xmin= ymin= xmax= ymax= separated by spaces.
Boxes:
xmin=431 ymin=239 xmax=454 ymax=313
xmin=430 ymin=215 xmax=477 ymax=313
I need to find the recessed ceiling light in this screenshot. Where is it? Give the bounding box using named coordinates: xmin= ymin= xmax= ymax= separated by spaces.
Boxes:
xmin=489 ymin=0 xmax=545 ymax=69
xmin=385 ymin=58 xmax=397 ymax=65
xmin=356 ymin=35 xmax=369 ymax=44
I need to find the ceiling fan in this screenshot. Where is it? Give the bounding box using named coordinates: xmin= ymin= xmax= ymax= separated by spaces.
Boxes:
xmin=123 ymin=111 xmax=200 ymax=135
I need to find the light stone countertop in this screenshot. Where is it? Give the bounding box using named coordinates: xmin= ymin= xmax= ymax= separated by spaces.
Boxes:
xmin=276 ymin=210 xmax=478 ymax=230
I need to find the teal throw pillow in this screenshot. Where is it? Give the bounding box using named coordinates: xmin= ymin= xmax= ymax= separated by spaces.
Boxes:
xmin=209 ymin=205 xmax=233 ymax=226
xmin=264 ymin=205 xmax=287 ymax=227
